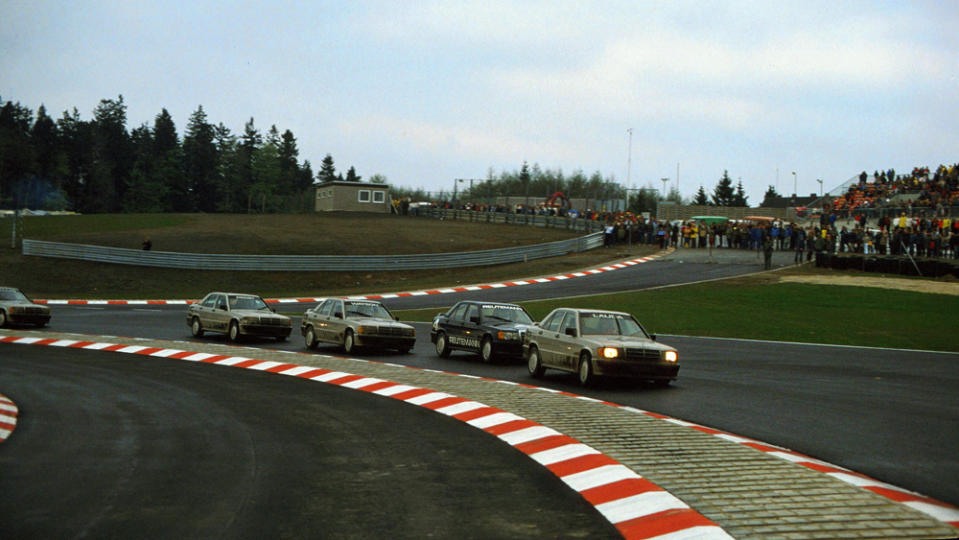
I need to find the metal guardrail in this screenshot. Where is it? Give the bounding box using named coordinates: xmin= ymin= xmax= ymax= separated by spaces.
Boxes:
xmin=22 ymin=233 xmax=604 ymax=271
xmin=410 ymin=208 xmax=606 ymax=232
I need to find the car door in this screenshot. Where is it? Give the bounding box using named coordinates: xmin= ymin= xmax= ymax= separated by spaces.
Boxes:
xmin=309 ymin=300 xmax=334 ymax=343
xmin=459 ymin=303 xmax=482 ymax=352
xmin=209 ymin=294 xmax=230 ymax=331
xmin=555 ymin=312 xmax=580 ymax=369
xmin=327 ymin=299 xmax=347 ymax=341
xmin=531 ymin=310 xmax=565 ymax=366
xmin=443 ymin=303 xmax=470 ymax=351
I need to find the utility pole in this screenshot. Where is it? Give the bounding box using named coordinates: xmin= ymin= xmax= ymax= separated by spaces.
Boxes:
xmin=625 ymin=128 xmax=633 ymax=211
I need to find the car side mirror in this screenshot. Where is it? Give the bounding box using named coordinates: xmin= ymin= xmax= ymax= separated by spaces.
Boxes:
xmin=470 ymin=315 xmax=481 ymax=324
xmin=334 ymin=312 xmax=343 ymax=319
xmin=565 ymin=327 xmax=578 ymax=337
xmin=650 ymin=334 xmax=657 ymax=341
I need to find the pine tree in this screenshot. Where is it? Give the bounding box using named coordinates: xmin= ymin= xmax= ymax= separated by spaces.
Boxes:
xmin=710 ymin=170 xmax=735 ymax=206
xmin=733 ymin=180 xmax=749 ymax=207
xmin=693 ymin=186 xmax=710 ymax=205
xmin=317 ymin=154 xmax=336 ymax=183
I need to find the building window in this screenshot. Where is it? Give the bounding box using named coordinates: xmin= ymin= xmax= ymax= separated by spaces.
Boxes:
xmin=358 ymin=190 xmax=371 ymax=203
xmin=373 ymin=190 xmax=385 ymax=203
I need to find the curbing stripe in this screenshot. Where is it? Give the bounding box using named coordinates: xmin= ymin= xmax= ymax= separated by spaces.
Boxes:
xmin=32 ymin=251 xmax=672 ymax=305
xmin=0 ymin=333 xmax=730 ymax=539
xmin=0 ymin=394 xmax=18 ymax=443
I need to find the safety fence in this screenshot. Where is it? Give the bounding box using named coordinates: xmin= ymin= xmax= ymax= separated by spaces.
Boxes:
xmin=21 ymin=232 xmax=604 ymax=272
xmin=409 ymin=207 xmax=606 ymax=232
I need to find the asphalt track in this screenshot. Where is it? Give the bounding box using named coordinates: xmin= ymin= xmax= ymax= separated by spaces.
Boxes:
xmin=0 ymin=346 xmax=619 ymax=539
xmin=2 ymin=247 xmax=958 ymax=537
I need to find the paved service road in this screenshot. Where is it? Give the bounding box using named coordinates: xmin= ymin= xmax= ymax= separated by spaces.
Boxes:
xmin=0 ymin=346 xmax=619 ymax=539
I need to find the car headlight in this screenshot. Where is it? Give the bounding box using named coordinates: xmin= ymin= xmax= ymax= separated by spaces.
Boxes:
xmin=664 ymin=350 xmax=678 ymax=362
xmin=357 ymin=326 xmax=371 ymax=335
xmin=497 ymin=331 xmax=519 ymax=341
xmin=240 ymin=316 xmax=257 ymax=325
xmin=598 ymin=347 xmax=620 ymax=359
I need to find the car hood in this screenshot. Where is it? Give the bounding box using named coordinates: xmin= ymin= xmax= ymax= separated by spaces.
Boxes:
xmin=486 ymin=321 xmax=531 ymax=332
xmin=352 ymin=317 xmax=414 ymax=329
xmin=581 ymin=335 xmax=675 ymax=351
xmin=233 ymin=309 xmax=290 ymax=320
xmin=0 ymin=301 xmax=48 ymax=311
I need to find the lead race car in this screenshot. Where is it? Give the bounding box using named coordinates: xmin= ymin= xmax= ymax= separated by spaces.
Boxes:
xmin=431 ymin=301 xmax=534 ymax=362
xmin=524 ymin=308 xmax=679 ymax=386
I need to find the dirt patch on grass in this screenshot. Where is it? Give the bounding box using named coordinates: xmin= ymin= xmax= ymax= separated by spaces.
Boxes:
xmin=778 ymin=274 xmax=959 ymax=296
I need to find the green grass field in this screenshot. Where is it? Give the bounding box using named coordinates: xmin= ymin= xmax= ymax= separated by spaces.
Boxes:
xmin=397 ymin=279 xmax=959 ymax=352
xmin=3 ymin=213 xmax=957 ymax=352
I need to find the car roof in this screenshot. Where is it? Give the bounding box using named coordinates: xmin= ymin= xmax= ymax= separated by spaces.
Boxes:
xmin=560 ymin=308 xmax=632 ymax=317
xmin=457 ymin=300 xmax=522 ymax=307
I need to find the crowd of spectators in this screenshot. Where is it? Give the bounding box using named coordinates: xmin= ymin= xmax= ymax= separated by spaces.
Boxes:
xmin=832 ymin=164 xmax=959 ymax=217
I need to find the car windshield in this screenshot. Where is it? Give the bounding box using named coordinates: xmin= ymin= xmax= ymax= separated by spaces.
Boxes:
xmin=579 ymin=313 xmax=649 ymax=338
xmin=345 ymin=302 xmax=393 ymax=320
xmin=229 ymin=295 xmax=269 ymax=311
xmin=480 ymin=304 xmax=533 ymax=324
xmin=0 ymin=289 xmax=29 ymax=301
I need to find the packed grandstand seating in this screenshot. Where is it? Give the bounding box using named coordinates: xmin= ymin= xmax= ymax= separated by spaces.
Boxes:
xmin=831 ymin=164 xmax=959 ymax=214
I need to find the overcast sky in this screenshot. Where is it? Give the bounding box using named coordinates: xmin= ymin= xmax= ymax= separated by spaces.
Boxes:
xmin=2 ymin=1 xmax=957 ymax=203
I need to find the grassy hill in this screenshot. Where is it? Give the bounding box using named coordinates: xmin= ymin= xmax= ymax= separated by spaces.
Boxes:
xmin=1 ymin=212 xmax=648 ymax=299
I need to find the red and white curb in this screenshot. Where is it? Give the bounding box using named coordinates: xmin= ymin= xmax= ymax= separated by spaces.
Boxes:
xmin=34 ymin=252 xmax=670 ymax=306
xmin=623 ymin=413 xmax=959 ymax=528
xmin=0 ymin=393 xmax=17 ymax=443
xmin=0 ymin=333 xmax=730 ymax=540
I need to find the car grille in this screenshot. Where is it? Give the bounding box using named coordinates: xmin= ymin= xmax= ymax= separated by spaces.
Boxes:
xmin=373 ymin=326 xmax=413 ymax=337
xmin=21 ymin=306 xmax=47 ymax=315
xmin=624 ymin=348 xmax=661 ymax=362
xmin=257 ymin=317 xmax=288 ymax=326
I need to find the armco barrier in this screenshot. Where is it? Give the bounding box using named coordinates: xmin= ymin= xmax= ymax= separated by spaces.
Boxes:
xmin=411 ymin=208 xmax=605 ymax=232
xmin=21 ymin=232 xmax=604 ymax=272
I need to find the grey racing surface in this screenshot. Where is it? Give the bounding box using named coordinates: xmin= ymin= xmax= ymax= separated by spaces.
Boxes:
xmin=0 ymin=345 xmax=618 ymax=539
xmin=33 ymin=249 xmax=959 ymax=506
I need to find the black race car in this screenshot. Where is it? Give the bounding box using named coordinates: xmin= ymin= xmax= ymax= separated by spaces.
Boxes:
xmin=430 ymin=301 xmax=534 ymax=363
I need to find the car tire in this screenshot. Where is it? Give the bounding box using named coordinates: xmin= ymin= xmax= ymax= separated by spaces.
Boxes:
xmin=304 ymin=326 xmax=317 ymax=349
xmin=343 ymin=330 xmax=356 ymax=354
xmin=396 ymin=347 xmax=411 ymax=354
xmin=434 ymin=332 xmax=451 ymax=358
xmin=228 ymin=320 xmax=240 ymax=342
xmin=480 ymin=336 xmax=494 ymax=363
xmin=577 ymin=352 xmax=594 ymax=387
xmin=527 ymin=345 xmax=544 ymax=378
xmin=0 ymin=310 xmax=6 ymax=328
xmin=191 ymin=317 xmax=204 ymax=337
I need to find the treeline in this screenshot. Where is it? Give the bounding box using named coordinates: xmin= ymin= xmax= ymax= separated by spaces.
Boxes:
xmin=395 ymin=162 xmax=682 ymax=214
xmin=0 ymin=95 xmax=363 ymax=213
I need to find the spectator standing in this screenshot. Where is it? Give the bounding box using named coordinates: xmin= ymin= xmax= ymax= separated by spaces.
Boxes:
xmin=793 ymin=227 xmax=806 ymax=264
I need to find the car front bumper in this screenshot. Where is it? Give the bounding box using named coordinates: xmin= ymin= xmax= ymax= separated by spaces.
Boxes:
xmin=593 ymin=359 xmax=680 ymax=381
xmin=241 ymin=324 xmax=292 ymax=338
xmin=355 ymin=334 xmax=416 ymax=350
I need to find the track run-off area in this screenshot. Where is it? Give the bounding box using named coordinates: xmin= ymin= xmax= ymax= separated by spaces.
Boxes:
xmin=2 ymin=248 xmax=958 ymax=539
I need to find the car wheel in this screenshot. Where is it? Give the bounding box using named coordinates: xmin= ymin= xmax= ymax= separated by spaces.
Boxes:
xmin=577 ymin=352 xmax=594 ymax=387
xmin=304 ymin=326 xmax=317 ymax=349
xmin=0 ymin=310 xmax=6 ymax=328
xmin=480 ymin=337 xmax=494 ymax=363
xmin=343 ymin=330 xmax=356 ymax=354
xmin=191 ymin=317 xmax=204 ymax=337
xmin=228 ymin=320 xmax=240 ymax=342
xmin=527 ymin=346 xmax=544 ymax=378
xmin=396 ymin=347 xmax=411 ymax=354
xmin=434 ymin=332 xmax=451 ymax=358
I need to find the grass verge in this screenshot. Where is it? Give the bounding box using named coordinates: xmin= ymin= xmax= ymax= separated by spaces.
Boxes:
xmin=396 ymin=271 xmax=959 ymax=353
